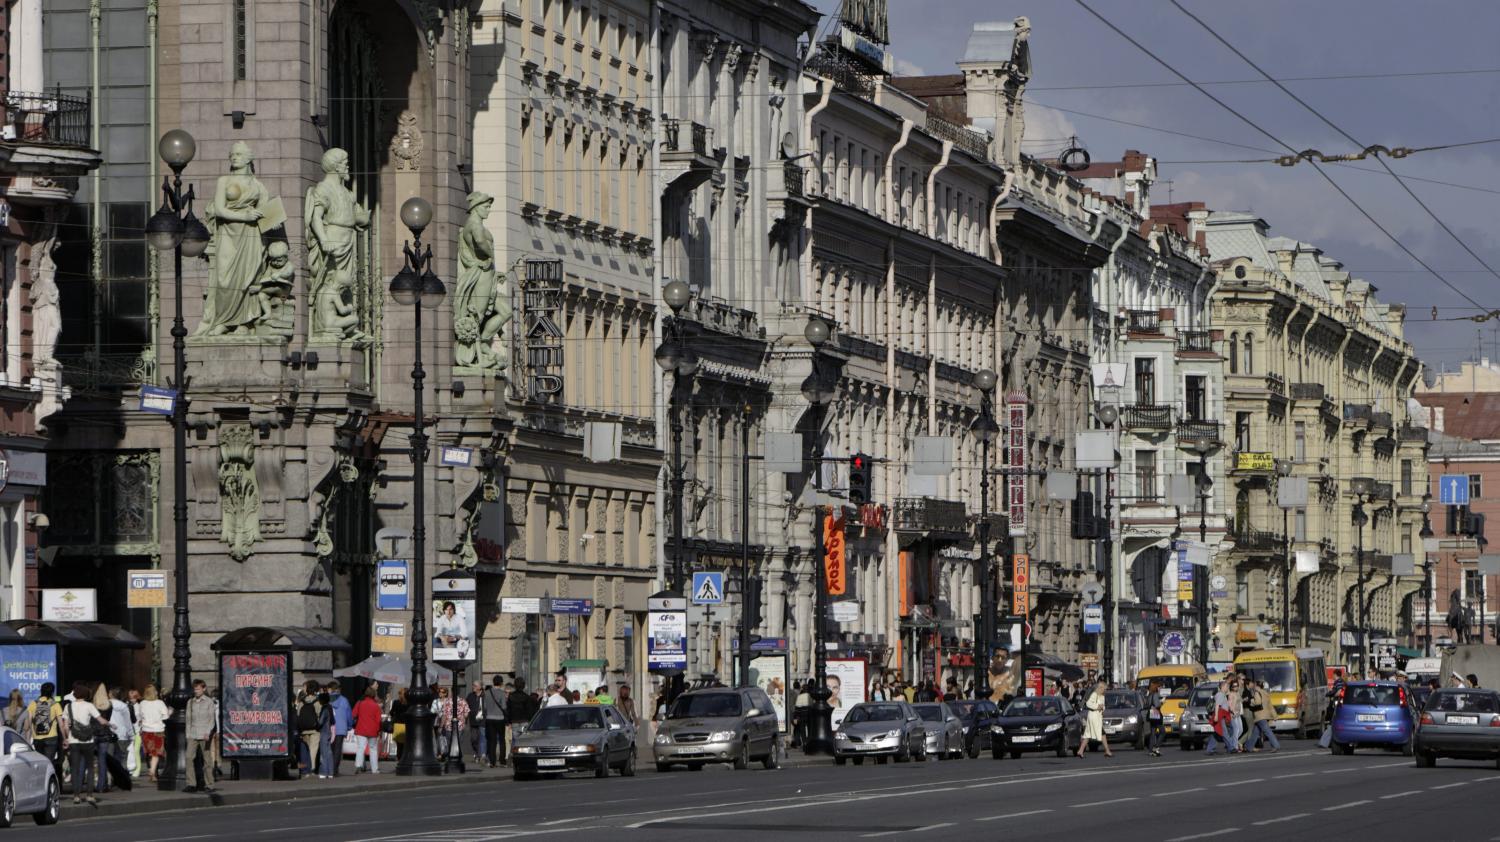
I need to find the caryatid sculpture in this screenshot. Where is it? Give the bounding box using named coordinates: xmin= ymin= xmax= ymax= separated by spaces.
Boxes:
xmin=305 ymin=148 xmax=371 ymax=342
xmin=196 ymin=141 xmax=280 ymax=337
xmin=453 ymin=191 xmax=512 ymax=372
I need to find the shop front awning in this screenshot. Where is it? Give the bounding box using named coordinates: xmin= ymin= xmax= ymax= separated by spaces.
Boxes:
xmin=4 ymin=620 xmax=143 ymax=649
xmin=211 ymin=626 xmax=352 ymax=653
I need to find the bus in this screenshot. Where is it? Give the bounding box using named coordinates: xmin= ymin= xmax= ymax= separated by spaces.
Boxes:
xmin=1233 ymin=648 xmax=1328 ymax=738
xmin=1134 ymin=662 xmax=1207 ymax=737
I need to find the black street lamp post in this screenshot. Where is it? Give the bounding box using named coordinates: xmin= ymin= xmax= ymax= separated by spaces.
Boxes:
xmin=1420 ymin=503 xmax=1435 ymax=657
xmin=1351 ymin=477 xmax=1373 ymax=677
xmin=654 ymin=280 xmax=696 ymax=700
xmin=1182 ymin=438 xmax=1216 ymax=666
xmin=801 ymin=315 xmax=835 ymax=754
xmin=971 ymin=370 xmax=998 ymax=698
xmin=391 ymin=197 xmax=446 ymax=777
xmin=1276 ymin=459 xmax=1295 ymax=645
xmin=145 ymin=129 xmax=209 ymax=791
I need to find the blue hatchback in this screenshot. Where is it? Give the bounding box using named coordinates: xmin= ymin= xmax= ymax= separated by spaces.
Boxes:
xmin=1329 ymin=680 xmax=1414 ymax=755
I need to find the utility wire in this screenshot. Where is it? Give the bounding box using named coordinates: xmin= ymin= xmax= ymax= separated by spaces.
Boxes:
xmin=1071 ymin=0 xmax=1496 ymax=316
xmin=1168 ymin=0 xmax=1500 ymax=309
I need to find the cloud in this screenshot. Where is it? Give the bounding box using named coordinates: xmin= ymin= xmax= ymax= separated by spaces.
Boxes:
xmin=1019 ymin=104 xmax=1079 ymax=158
xmin=894 ymin=57 xmax=926 ymax=76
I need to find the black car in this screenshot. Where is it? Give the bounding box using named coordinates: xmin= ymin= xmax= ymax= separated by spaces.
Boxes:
xmin=991 ymin=695 xmax=1083 ymax=759
xmin=946 ymin=699 xmax=1001 ymax=758
xmin=1101 ymin=689 xmax=1150 ymax=750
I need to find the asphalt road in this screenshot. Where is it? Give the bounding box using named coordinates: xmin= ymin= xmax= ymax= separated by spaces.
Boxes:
xmin=18 ymin=738 xmax=1500 ymax=840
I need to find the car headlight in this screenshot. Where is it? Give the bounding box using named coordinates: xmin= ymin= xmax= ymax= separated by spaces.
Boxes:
xmin=1126 ymin=715 xmax=1139 ymax=724
xmin=654 ymin=734 xmax=672 ymax=745
xmin=1043 ymin=722 xmax=1061 ymax=732
xmin=836 ymin=732 xmax=852 ymax=742
xmin=708 ymin=730 xmax=737 ymax=742
xmin=514 ymin=746 xmax=537 ymax=755
xmin=885 ymin=729 xmax=902 ymax=739
xmin=564 ymin=744 xmax=599 ymax=754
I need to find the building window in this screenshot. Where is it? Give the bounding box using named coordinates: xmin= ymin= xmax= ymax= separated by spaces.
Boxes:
xmin=1464 ymin=569 xmax=1487 ymax=605
xmin=1236 ymin=568 xmax=1250 ymax=614
xmin=1185 ymin=375 xmax=1206 ymax=421
xmin=1295 ymin=421 xmax=1306 ymax=461
xmin=233 ymin=0 xmax=248 ymax=80
xmin=1228 ymin=332 xmax=1238 ymax=374
xmin=1135 ymin=450 xmax=1158 ymax=500
xmin=1401 ymin=460 xmax=1413 ymax=497
xmin=1243 ymin=334 xmax=1254 ymax=375
xmin=1402 ymin=532 xmax=1412 ymax=555
xmin=1471 ymin=474 xmax=1483 ymax=500
xmin=1236 ymin=412 xmax=1252 ymax=453
xmin=1294 ymin=508 xmax=1307 ymax=542
xmin=1134 ymin=357 xmax=1156 ymax=406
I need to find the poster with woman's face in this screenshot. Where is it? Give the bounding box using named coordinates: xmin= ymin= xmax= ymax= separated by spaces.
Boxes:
xmin=431 ymin=598 xmax=475 ymax=663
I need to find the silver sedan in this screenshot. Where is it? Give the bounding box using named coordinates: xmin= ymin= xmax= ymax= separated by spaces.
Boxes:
xmin=913 ymin=703 xmax=966 ymax=760
xmin=0 ymin=727 xmax=58 ymax=826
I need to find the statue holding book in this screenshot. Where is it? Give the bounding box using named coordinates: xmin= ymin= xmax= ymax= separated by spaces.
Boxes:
xmin=195 ymin=141 xmax=288 ymax=338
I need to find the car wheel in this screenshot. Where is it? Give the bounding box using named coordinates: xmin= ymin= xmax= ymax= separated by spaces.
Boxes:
xmin=895 ymin=743 xmax=910 ymax=763
xmin=1056 ymin=736 xmax=1070 ymax=758
xmin=992 ymin=745 xmax=1005 ymax=760
xmin=620 ymin=752 xmax=636 ymax=777
xmin=0 ymin=779 xmax=14 ymax=829
xmin=1402 ymin=739 xmax=1414 ymax=757
xmin=1010 ymin=750 xmax=1022 ymax=759
xmin=33 ymin=777 xmax=57 ymax=826
xmin=968 ymin=738 xmax=981 ymax=759
xmin=763 ymin=739 xmax=782 ymax=770
xmin=733 ymin=740 xmax=750 ymax=771
xmin=655 ymin=762 xmax=672 ymax=773
xmin=834 ymin=756 xmax=847 ymax=766
xmin=595 ymin=758 xmax=610 ymax=778
xmin=514 ymin=770 xmax=536 ymax=781
xmin=1415 ymin=751 xmax=1434 ymax=768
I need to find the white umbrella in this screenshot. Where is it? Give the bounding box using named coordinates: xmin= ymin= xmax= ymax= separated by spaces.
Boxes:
xmin=334 ymin=654 xmax=453 ymax=686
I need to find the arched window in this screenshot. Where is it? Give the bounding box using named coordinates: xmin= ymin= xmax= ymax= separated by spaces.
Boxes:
xmin=1228 ymin=332 xmax=1239 ymax=374
xmin=1244 ymin=333 xmax=1254 ymax=375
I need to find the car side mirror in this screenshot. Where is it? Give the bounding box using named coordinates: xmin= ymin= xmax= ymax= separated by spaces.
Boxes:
xmin=746 ymin=709 xmax=760 ymax=717
xmin=7 ymin=744 xmax=24 ymax=756
xmin=609 ymin=723 xmax=621 ymax=731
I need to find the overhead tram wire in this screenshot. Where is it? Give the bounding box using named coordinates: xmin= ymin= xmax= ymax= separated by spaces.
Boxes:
xmin=1168 ymin=0 xmax=1500 ymax=295
xmin=1071 ymin=0 xmax=1498 ymax=317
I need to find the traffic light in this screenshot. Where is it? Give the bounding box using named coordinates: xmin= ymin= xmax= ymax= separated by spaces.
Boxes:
xmin=849 ymin=453 xmax=873 ymax=505
xmin=744 ymin=576 xmax=763 ymax=630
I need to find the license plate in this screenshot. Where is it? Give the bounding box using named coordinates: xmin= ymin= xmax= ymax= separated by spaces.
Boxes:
xmin=1012 ymin=735 xmax=1035 ymax=743
xmin=537 ymin=758 xmax=566 ymax=767
xmin=1104 ymin=727 xmax=1120 ymax=734
xmin=1449 ymin=715 xmax=1479 ymax=725
xmin=1356 ymin=714 xmax=1383 ymax=722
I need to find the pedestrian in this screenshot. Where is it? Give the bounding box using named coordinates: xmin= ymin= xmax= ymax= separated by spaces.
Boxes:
xmin=1246 ymin=680 xmax=1280 ymax=753
xmin=465 ymin=680 xmax=486 ymax=764
xmin=506 ymin=676 xmax=537 ymax=758
xmin=1225 ymin=677 xmax=1246 ymax=752
xmin=3 ymin=689 xmax=25 ymax=731
xmin=791 ymin=681 xmax=810 ymax=748
xmin=350 ymin=685 xmax=383 ymax=774
xmin=1467 ymin=673 xmax=1482 ymax=689
xmin=1077 ymin=680 xmax=1113 ymax=758
xmin=295 ymin=683 xmax=322 ymax=778
xmin=91 ymin=683 xmax=115 ymax=793
xmin=106 ymin=687 xmax=133 ymax=780
xmin=1237 ymin=677 xmax=1256 ymax=751
xmin=124 ymin=687 xmax=142 ymax=778
xmin=481 ymin=675 xmax=508 ymax=767
xmin=595 ymin=684 xmax=614 ymax=705
xmin=434 ymin=686 xmax=468 ymax=761
xmin=183 ymin=679 xmax=217 ymax=793
xmin=137 ymin=684 xmax=169 ymax=783
xmin=61 ymin=681 xmax=104 ymax=805
xmin=584 ymin=688 xmax=598 ymax=704
xmin=389 ymin=687 xmax=410 ymax=755
xmin=1144 ymin=680 xmax=1165 ymax=757
xmin=544 ymin=684 xmax=567 ymax=708
xmin=26 ymin=682 xmax=62 ymax=781
xmin=326 ymin=681 xmax=351 ymax=776
xmin=315 ymin=684 xmax=335 ymax=778
xmin=1205 ymin=683 xmax=1233 ymax=757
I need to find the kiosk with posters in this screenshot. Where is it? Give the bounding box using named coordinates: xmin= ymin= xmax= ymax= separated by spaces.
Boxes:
xmin=212 ymin=627 xmax=352 ymax=780
xmin=431 ymin=570 xmax=477 ymax=772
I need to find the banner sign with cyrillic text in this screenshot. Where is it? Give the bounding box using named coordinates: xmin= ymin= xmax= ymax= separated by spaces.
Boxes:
xmin=219 ymin=652 xmax=291 ymax=758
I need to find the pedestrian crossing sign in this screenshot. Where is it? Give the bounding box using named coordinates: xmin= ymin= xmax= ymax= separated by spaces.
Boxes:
xmin=692 ymin=572 xmax=725 ymax=604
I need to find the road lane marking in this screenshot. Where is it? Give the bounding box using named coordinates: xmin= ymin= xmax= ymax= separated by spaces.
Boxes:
xmin=1252 ymin=814 xmax=1309 ymax=826
xmin=1070 ymin=797 xmax=1137 ymax=808
xmin=1274 ymin=772 xmax=1314 ymax=779
xmin=1155 ymin=787 xmax=1204 ymax=796
xmin=256 ymin=822 xmax=373 ymax=833
xmin=1474 ymin=775 xmax=1500 ymax=782
xmin=1166 ymin=829 xmax=1239 ymax=841
xmin=977 ymin=809 xmax=1052 ymax=822
xmin=1322 ymin=767 xmax=1361 ymax=774
xmin=1381 ymin=791 xmax=1423 ymax=799
xmin=1216 ymin=778 xmax=1264 ymax=786
xmin=1323 ymin=800 xmax=1372 ymax=811
xmin=1431 ymin=782 xmax=1469 ymax=790
xmin=862 ymin=822 xmax=954 ymax=837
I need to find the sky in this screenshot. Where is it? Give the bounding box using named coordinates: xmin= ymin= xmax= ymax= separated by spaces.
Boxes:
xmin=807 ymin=0 xmax=1500 ymax=370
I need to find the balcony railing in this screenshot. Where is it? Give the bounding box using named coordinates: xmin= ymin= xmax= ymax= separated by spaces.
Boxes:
xmin=1178 ymin=330 xmax=1212 ymax=353
xmin=1398 ymin=424 xmax=1428 ymax=443
xmin=1266 ymin=373 xmax=1286 ymax=397
xmin=783 ymin=159 xmax=805 ymax=199
xmin=1127 ymin=310 xmax=1161 ymax=334
xmin=806 ymin=49 xmax=878 ymax=99
xmin=1291 ymin=382 xmax=1325 ymax=401
xmin=1122 ymin=404 xmax=1172 ymax=430
xmin=925 ymin=112 xmax=990 ymax=160
xmin=681 ymin=295 xmax=759 ymax=339
xmin=1176 ymin=420 xmax=1222 ymax=445
xmin=1343 ymin=403 xmax=1372 ymax=424
xmin=3 ymin=88 xmax=92 ymax=148
xmin=891 ymin=497 xmax=969 ymax=538
xmin=1230 ymin=526 xmax=1281 ymax=552
xmin=1370 ymin=411 xmax=1393 ymax=430
xmin=662 ymin=119 xmax=712 ymax=156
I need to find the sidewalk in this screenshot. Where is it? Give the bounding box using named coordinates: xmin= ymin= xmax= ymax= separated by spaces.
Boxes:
xmin=60 ymin=751 xmax=831 ymax=820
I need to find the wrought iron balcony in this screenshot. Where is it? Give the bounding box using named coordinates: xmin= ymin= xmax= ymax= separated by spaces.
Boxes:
xmin=1398 ymin=424 xmax=1428 ymax=443
xmin=662 ymin=119 xmax=712 ymax=156
xmin=1122 ymin=404 xmax=1172 ymax=430
xmin=1343 ymin=402 xmax=1372 ymax=424
xmin=806 ymin=49 xmax=877 ymax=99
xmin=1127 ymin=310 xmax=1162 ymax=334
xmin=1291 ymin=382 xmax=1325 ymax=401
xmin=892 ymin=497 xmax=969 ymax=539
xmin=783 ymin=158 xmax=805 ymax=199
xmin=925 ymin=112 xmax=990 ymax=160
xmin=1230 ymin=526 xmax=1281 ymax=552
xmin=3 ymin=88 xmax=91 ymax=149
xmin=1370 ymin=411 xmax=1393 ymax=430
xmin=1176 ymin=419 xmax=1221 ymax=445
xmin=1178 ymin=330 xmax=1213 ymax=353
xmin=1265 ymin=373 xmax=1286 ymax=397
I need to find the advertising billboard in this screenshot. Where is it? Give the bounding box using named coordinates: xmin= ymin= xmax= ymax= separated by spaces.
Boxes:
xmin=219 ymin=653 xmax=291 ymax=758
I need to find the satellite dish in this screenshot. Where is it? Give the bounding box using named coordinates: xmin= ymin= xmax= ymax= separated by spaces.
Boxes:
xmin=780 ymin=132 xmax=797 ymax=160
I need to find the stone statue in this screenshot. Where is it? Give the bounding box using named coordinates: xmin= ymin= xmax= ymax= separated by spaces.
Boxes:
xmin=197 ymin=141 xmax=277 ymax=337
xmin=218 ymin=424 xmax=261 ymax=561
xmin=305 ymin=148 xmax=370 ymax=342
xmin=452 ymin=191 xmax=512 ymax=372
xmin=251 ymin=241 xmax=296 ymax=340
xmin=30 ymin=209 xmax=63 ymax=427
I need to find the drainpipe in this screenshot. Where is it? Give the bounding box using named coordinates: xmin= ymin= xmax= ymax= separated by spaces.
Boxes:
xmin=885 ymin=118 xmax=912 ymax=225
xmin=800 ymin=77 xmax=831 ymax=307
xmin=650 ymin=0 xmax=666 ymax=593
xmin=924 ymin=141 xmax=951 ymax=238
xmin=90 ymin=0 xmax=103 ymax=375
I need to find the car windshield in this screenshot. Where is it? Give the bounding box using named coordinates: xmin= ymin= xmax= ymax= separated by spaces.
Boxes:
xmin=1188 ymin=686 xmax=1216 ymax=708
xmin=1237 ymin=662 xmax=1297 ymax=692
xmin=1004 ymin=699 xmax=1061 ymax=717
xmin=1430 ymin=691 xmax=1499 ymax=713
xmin=846 ymin=704 xmax=904 ymax=723
xmin=1343 ymin=685 xmax=1401 ymax=707
xmin=668 ymin=693 xmax=742 ymax=719
xmin=915 ymin=706 xmax=945 ymax=722
xmin=529 ymin=707 xmax=604 ymax=731
xmin=1105 ymin=692 xmax=1137 ymax=708
xmin=946 ymin=700 xmax=980 ymax=718
xmin=1136 ymin=675 xmax=1197 ymax=697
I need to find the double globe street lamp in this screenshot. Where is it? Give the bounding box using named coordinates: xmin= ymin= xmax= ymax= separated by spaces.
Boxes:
xmin=970 ymin=370 xmax=999 ymax=698
xmin=800 ymin=315 xmax=836 ymax=753
xmin=654 ymin=279 xmax=697 ymax=703
xmin=391 ymin=197 xmax=447 ymax=776
xmin=145 ymin=128 xmax=209 ymax=791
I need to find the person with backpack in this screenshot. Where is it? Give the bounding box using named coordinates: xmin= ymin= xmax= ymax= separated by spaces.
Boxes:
xmin=295 ymin=683 xmax=322 ymax=778
xmin=61 ymin=681 xmax=104 ymax=804
xmin=481 ymin=675 xmax=508 ymax=767
xmin=26 ymin=683 xmax=62 ymax=780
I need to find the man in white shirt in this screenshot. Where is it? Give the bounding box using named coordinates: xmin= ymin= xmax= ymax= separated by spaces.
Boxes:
xmin=543 ymin=686 xmax=567 ymax=708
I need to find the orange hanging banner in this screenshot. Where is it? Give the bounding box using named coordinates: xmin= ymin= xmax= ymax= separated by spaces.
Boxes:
xmin=1011 ymin=553 xmax=1030 ymax=616
xmin=897 ymin=551 xmax=911 ymax=617
xmin=823 ymin=512 xmax=847 ymax=596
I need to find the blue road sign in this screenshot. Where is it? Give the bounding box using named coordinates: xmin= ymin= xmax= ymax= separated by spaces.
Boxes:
xmin=691 ymin=572 xmax=725 ymax=604
xmin=1162 ymin=631 xmax=1187 ymax=657
xmin=139 ymin=386 xmax=177 ymax=416
xmin=1440 ymin=474 xmax=1470 ymax=506
xmin=549 ymin=598 xmax=594 ymax=615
